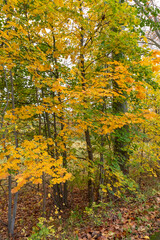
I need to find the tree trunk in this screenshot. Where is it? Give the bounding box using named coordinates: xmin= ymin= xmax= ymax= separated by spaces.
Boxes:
xmin=85 ymin=128 xmax=94 ymax=206
xmin=79 ymin=4 xmax=94 ymax=206
xmin=112 ymin=52 xmax=129 ymax=174
xmin=8 ymin=70 xmax=19 ymax=237
xmin=112 ymin=0 xmax=129 ymax=174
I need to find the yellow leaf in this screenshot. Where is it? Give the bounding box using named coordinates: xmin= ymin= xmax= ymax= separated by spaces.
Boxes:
xmin=48 ymin=193 xmax=51 ymax=198
xmin=54 ymin=0 xmax=64 ymax=7
xmin=55 ymin=209 xmax=58 ymax=214
xmin=102 ymin=188 xmax=107 ymax=193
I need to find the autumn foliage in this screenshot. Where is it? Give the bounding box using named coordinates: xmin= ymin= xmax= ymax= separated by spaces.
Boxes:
xmin=0 ymin=0 xmax=160 ymax=238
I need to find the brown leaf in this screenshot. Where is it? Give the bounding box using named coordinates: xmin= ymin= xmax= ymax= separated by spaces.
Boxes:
xmin=87 ymin=233 xmax=92 ymax=239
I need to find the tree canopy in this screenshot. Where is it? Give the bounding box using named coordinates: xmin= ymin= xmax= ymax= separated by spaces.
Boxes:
xmin=0 ymin=0 xmax=160 ymax=238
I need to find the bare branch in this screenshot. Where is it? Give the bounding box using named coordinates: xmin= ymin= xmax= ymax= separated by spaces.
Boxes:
xmin=147 ymin=37 xmax=160 ymax=49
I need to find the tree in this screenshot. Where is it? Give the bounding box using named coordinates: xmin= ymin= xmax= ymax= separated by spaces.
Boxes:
xmin=133 ymin=0 xmax=160 ymax=49
xmin=0 ymin=3 xmax=159 ymax=238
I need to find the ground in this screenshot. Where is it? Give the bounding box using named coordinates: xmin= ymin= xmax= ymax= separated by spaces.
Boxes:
xmin=0 ymin=182 xmax=160 ymax=240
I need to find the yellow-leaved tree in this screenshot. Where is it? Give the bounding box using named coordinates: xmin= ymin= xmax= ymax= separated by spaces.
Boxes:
xmin=0 ymin=0 xmax=159 ymax=237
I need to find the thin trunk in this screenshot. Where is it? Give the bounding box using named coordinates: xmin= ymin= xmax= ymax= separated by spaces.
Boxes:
xmin=61 ymin=122 xmax=68 ymax=206
xmin=10 ymin=71 xmax=18 ymax=147
xmin=53 ymin=112 xmax=58 ymax=160
xmin=36 ymin=88 xmax=42 ymax=136
xmin=10 ymin=191 xmax=18 ymax=235
xmin=43 ymin=113 xmax=48 ymax=138
xmin=85 ymin=128 xmax=94 ymax=206
xmin=99 ymin=135 xmax=105 ymax=202
xmin=8 ymin=176 xmax=12 ymax=237
xmin=42 ymin=172 xmax=46 ymax=216
xmin=45 ymin=112 xmax=51 ymax=138
xmin=52 ymin=111 xmax=64 ymax=209
xmin=2 ymin=2 xmax=18 ymax=236
xmin=79 ymin=5 xmax=94 ymax=206
xmin=97 ymin=98 xmax=106 ymax=202
xmin=1 ymin=65 xmax=9 ymax=129
xmin=37 ymin=88 xmax=46 ymax=216
xmin=9 ymin=71 xmax=18 ymax=237
xmin=1 ymin=66 xmax=11 ymax=237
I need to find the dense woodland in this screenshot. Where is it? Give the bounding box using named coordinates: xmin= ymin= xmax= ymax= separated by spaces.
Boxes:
xmin=0 ymin=0 xmax=160 ymax=239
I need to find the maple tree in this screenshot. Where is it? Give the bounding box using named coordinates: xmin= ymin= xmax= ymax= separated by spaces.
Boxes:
xmin=0 ymin=0 xmax=160 ymax=238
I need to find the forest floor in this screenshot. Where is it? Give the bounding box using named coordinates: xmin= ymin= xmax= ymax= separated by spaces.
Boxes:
xmin=0 ymin=181 xmax=160 ymax=240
